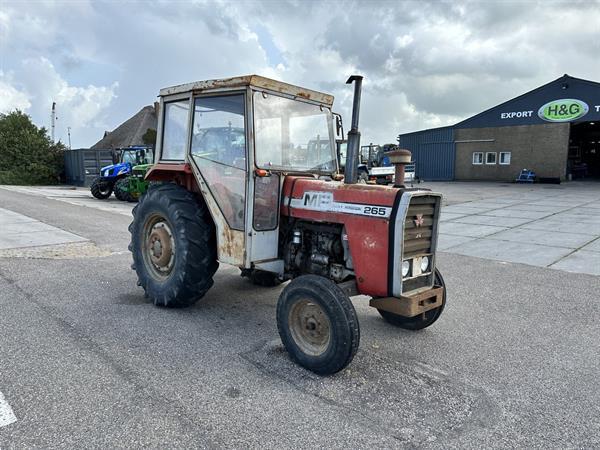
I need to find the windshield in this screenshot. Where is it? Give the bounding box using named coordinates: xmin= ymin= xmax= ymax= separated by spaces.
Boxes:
xmin=122 ymin=148 xmax=153 ymax=165
xmin=253 ymin=92 xmax=336 ymax=173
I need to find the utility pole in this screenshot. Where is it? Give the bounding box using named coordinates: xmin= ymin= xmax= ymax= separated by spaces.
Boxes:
xmin=51 ymin=102 xmax=56 ymax=143
xmin=67 ymin=127 xmax=72 ymax=149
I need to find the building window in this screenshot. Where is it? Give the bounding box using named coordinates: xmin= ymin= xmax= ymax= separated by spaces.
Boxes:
xmin=500 ymin=152 xmax=511 ymax=165
xmin=472 ymin=152 xmax=483 ymax=165
xmin=486 ymin=152 xmax=497 ymax=165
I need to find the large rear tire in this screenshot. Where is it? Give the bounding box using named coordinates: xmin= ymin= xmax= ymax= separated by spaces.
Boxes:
xmin=90 ymin=177 xmax=113 ymax=199
xmin=277 ymin=275 xmax=360 ymax=375
xmin=129 ymin=183 xmax=218 ymax=307
xmin=378 ymin=268 xmax=446 ymax=330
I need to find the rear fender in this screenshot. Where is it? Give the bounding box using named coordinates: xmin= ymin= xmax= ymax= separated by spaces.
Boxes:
xmin=145 ymin=163 xmax=199 ymax=193
xmin=145 ymin=162 xmax=244 ymax=266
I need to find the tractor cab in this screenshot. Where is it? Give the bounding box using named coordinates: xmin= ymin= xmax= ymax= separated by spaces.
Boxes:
xmin=146 ymin=75 xmax=339 ymax=267
xmin=134 ymin=75 xmax=446 ymax=375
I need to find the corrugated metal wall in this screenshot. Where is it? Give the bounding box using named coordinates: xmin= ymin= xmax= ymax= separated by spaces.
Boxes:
xmin=398 ymin=126 xmax=455 ymax=180
xmin=64 ymin=149 xmax=114 ymax=186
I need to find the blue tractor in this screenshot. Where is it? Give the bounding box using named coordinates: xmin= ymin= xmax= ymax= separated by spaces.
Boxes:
xmin=90 ymin=146 xmax=154 ymax=199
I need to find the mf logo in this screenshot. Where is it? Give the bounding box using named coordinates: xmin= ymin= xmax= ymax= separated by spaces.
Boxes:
xmin=303 ymin=191 xmax=333 ymax=209
xmin=414 ymin=214 xmax=424 ymax=227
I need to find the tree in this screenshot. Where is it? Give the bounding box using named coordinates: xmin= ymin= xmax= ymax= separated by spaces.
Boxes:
xmin=0 ymin=110 xmax=65 ymax=184
xmin=142 ymin=128 xmax=157 ymax=147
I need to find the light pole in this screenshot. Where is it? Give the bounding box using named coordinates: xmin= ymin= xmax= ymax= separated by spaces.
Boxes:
xmin=67 ymin=127 xmax=72 ymax=149
xmin=51 ymin=102 xmax=56 ymax=143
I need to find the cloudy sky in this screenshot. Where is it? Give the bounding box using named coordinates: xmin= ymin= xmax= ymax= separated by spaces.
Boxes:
xmin=1 ymin=0 xmax=599 ymax=148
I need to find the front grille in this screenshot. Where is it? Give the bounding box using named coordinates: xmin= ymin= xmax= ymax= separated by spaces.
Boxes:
xmin=403 ymin=195 xmax=438 ymax=258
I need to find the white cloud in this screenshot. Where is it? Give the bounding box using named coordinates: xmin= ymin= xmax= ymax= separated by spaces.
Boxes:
xmin=0 ymin=71 xmax=31 ymax=112
xmin=0 ymin=0 xmax=598 ymax=147
xmin=13 ymin=57 xmax=118 ymax=145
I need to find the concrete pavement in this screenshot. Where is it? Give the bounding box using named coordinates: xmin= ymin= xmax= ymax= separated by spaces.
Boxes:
xmin=434 ymin=183 xmax=600 ymax=275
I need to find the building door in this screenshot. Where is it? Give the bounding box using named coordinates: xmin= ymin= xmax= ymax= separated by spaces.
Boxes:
xmin=569 ymin=122 xmax=600 ymax=179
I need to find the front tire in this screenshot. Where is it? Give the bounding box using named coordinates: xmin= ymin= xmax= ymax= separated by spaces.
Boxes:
xmin=277 ymin=275 xmax=360 ymax=375
xmin=90 ymin=177 xmax=113 ymax=199
xmin=378 ymin=268 xmax=446 ymax=330
xmin=114 ymin=178 xmax=129 ymax=201
xmin=129 ymin=183 xmax=218 ymax=307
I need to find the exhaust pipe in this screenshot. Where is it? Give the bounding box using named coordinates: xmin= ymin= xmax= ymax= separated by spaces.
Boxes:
xmin=344 ymin=75 xmax=363 ymax=184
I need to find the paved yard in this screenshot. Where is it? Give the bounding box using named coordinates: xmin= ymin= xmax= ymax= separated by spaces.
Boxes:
xmin=0 ymin=182 xmax=598 ymax=448
xmin=0 ymin=207 xmax=87 ymax=250
xmin=434 ymin=184 xmax=600 ymax=276
xmin=0 ymin=185 xmax=133 ymax=217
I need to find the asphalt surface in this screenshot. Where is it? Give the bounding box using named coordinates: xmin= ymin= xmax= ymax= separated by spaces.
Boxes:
xmin=0 ymin=185 xmax=599 ymax=448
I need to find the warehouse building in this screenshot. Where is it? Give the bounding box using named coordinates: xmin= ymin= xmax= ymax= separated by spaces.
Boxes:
xmin=398 ymin=75 xmax=600 ymax=182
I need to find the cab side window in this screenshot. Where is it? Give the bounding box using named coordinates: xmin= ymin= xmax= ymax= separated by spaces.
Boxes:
xmin=161 ymin=101 xmax=190 ymax=160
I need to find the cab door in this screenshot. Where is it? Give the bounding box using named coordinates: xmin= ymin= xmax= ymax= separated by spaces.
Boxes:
xmin=187 ymin=93 xmax=248 ymax=266
xmin=246 ymin=90 xmax=282 ymax=268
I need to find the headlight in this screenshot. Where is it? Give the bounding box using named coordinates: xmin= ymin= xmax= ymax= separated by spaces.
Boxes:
xmin=402 ymin=260 xmax=410 ymax=277
xmin=104 ymin=170 xmax=110 ymax=176
xmin=420 ymin=256 xmax=430 ymax=272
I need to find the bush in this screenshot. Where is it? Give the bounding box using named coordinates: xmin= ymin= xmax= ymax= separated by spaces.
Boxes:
xmin=0 ymin=110 xmax=66 ymax=185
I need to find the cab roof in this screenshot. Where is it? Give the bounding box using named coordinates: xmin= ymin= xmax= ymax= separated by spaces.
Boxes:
xmin=159 ymin=75 xmax=334 ymax=107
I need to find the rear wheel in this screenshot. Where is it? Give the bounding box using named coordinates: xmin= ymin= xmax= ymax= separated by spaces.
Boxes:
xmin=277 ymin=275 xmax=360 ymax=375
xmin=90 ymin=177 xmax=113 ymax=199
xmin=129 ymin=183 xmax=218 ymax=307
xmin=378 ymin=268 xmax=446 ymax=330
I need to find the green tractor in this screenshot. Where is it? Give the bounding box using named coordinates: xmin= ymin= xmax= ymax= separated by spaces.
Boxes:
xmin=114 ymin=164 xmax=153 ymax=202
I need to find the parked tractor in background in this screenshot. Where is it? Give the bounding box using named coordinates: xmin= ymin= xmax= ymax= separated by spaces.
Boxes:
xmin=114 ymin=163 xmax=153 ymax=202
xmin=129 ymin=75 xmax=446 ymax=375
xmin=90 ymin=146 xmax=153 ymax=199
xmin=337 ymin=141 xmax=415 ymax=184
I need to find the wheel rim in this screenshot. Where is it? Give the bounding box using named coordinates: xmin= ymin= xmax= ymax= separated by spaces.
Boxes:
xmin=99 ymin=184 xmax=111 ymax=195
xmin=143 ymin=214 xmax=175 ymax=280
xmin=288 ymin=299 xmax=331 ymax=356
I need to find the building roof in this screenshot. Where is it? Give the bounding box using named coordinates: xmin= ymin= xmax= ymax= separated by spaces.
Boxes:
xmin=397 ymin=74 xmax=600 ymax=138
xmin=91 ymin=105 xmax=157 ymax=149
xmin=455 ymin=74 xmax=600 ymax=129
xmin=159 ymin=74 xmax=334 ymax=107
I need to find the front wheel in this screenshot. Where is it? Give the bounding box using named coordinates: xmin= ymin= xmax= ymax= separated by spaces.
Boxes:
xmin=277 ymin=275 xmax=360 ymax=375
xmin=378 ymin=268 xmax=446 ymax=330
xmin=114 ymin=178 xmax=130 ymax=201
xmin=90 ymin=177 xmax=113 ymax=199
xmin=129 ymin=184 xmax=218 ymax=307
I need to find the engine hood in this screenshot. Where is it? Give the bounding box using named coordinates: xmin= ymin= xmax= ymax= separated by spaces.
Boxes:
xmin=282 ymin=177 xmax=398 ymax=219
xmin=100 ymin=162 xmax=130 ymax=176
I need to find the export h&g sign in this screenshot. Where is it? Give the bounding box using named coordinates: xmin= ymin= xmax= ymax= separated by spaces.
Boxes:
xmin=537 ymin=99 xmax=589 ymax=122
xmin=499 ymin=99 xmax=600 ymax=124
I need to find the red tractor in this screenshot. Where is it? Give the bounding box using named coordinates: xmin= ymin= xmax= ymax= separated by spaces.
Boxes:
xmin=130 ymin=75 xmax=445 ymax=375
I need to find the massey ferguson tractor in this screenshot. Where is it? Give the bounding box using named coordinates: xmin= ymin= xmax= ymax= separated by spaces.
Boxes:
xmin=129 ymin=75 xmax=446 ymax=375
